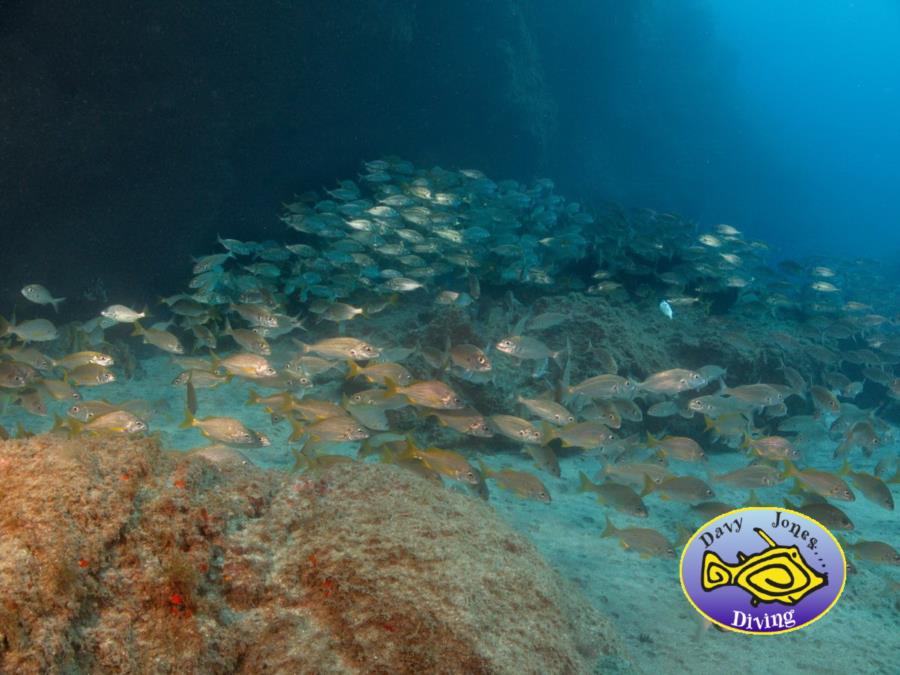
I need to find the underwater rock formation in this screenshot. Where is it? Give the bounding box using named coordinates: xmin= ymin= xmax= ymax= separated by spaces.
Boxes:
xmin=0 ymin=434 xmax=628 ymax=673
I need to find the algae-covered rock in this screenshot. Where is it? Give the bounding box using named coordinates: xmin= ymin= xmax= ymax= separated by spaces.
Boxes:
xmin=0 ymin=434 xmax=628 ymax=673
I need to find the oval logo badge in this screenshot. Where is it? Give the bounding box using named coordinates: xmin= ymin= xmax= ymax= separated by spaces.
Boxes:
xmin=680 ymin=507 xmax=845 ymax=634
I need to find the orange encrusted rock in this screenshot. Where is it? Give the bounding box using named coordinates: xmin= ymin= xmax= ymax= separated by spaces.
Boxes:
xmin=0 ymin=434 xmax=629 ymax=674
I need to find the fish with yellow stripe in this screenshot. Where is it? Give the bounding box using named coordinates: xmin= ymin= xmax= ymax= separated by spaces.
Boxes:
xmin=702 ymin=527 xmax=828 ymax=606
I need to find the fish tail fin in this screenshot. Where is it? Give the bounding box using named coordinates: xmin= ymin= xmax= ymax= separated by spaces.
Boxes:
xmin=645 ymin=432 xmax=659 ymax=448
xmin=782 ymin=459 xmax=798 ymax=480
xmin=788 ymin=478 xmax=805 ymax=496
xmin=345 ymin=360 xmax=361 ymax=380
xmin=0 ymin=314 xmax=9 ymax=338
xmin=357 ymin=438 xmax=383 ymax=460
xmin=65 ymin=418 xmax=82 ymax=439
xmin=288 ymin=417 xmax=306 ymax=443
xmin=246 ymin=389 xmax=261 ymax=405
xmin=50 ymin=413 xmax=67 ymax=434
xmin=833 ymin=439 xmax=851 ymax=460
xmin=179 ymin=407 xmax=195 ymax=430
xmin=701 ymin=551 xmax=732 ymax=590
xmin=290 ymin=443 xmax=308 ymax=473
xmin=51 ymin=297 xmax=65 ymax=313
xmin=675 ymin=524 xmax=692 ymax=549
xmin=391 ymin=435 xmax=419 ymax=463
xmin=131 ymin=321 xmax=145 ymax=337
xmin=559 ymin=348 xmax=572 ymax=404
xmin=640 ymin=474 xmax=655 ymax=497
xmin=577 ymin=471 xmax=593 ymax=493
xmin=703 ymin=416 xmax=715 ymax=433
xmin=838 ymin=459 xmax=851 ymax=475
xmin=540 ymin=421 xmax=555 ymax=444
xmin=601 ymin=515 xmax=617 ymax=538
xmin=383 ymin=377 xmax=400 ymax=398
xmin=477 ymin=459 xmax=493 ymax=479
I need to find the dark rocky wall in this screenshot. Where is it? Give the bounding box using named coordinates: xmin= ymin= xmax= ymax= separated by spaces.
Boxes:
xmin=0 ymin=0 xmax=757 ymax=318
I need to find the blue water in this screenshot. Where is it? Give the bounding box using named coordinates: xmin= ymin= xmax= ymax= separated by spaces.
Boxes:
xmin=2 ymin=3 xmax=900 ymax=673
xmin=704 ymin=0 xmax=900 ymax=263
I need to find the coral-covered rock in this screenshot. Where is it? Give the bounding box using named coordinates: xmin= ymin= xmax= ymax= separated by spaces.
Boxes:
xmin=0 ymin=434 xmax=628 ymax=674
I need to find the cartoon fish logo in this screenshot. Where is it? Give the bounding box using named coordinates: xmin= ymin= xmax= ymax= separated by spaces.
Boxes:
xmin=702 ymin=527 xmax=827 ymax=606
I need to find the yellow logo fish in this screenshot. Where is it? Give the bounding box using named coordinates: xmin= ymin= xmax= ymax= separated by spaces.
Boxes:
xmin=702 ymin=527 xmax=828 ymax=606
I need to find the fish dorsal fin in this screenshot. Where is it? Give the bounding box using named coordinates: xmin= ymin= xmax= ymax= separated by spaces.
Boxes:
xmin=754 ymin=527 xmax=777 ymax=548
xmin=512 ymin=312 xmax=530 ymax=337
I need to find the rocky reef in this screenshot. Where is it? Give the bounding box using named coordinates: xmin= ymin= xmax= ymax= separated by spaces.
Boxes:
xmin=0 ymin=434 xmax=629 ymax=673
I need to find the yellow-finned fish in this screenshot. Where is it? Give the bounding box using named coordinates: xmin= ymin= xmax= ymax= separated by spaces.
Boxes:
xmin=131 ymin=322 xmax=185 ymax=354
xmin=601 ymin=516 xmax=674 ymax=559
xmin=702 ymin=527 xmax=828 ymax=606
xmin=479 ymin=461 xmax=551 ymax=503
xmin=399 ymin=440 xmax=479 ymax=485
xmin=578 ymin=472 xmax=648 ymax=517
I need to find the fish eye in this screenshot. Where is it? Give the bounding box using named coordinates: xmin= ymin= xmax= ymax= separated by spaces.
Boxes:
xmin=567 ymin=416 xmax=575 ymax=423
xmin=71 ymin=406 xmax=81 ymax=413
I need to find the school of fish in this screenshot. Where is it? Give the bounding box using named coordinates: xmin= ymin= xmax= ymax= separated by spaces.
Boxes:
xmin=0 ymin=157 xmax=897 ymax=576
